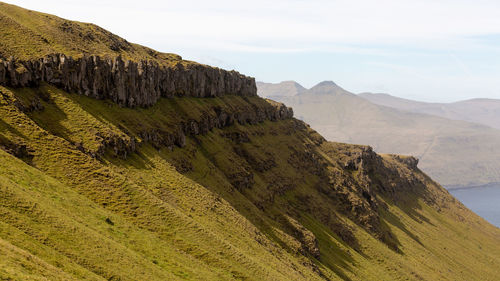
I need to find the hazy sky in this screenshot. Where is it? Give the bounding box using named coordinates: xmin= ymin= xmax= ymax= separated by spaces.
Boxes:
xmin=6 ymin=0 xmax=500 ymax=102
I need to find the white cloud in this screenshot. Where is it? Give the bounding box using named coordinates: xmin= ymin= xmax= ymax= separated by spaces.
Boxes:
xmin=7 ymin=0 xmax=500 ymax=52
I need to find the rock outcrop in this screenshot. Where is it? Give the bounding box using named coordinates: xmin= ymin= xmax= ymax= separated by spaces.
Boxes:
xmin=138 ymin=102 xmax=294 ymax=152
xmin=0 ymin=54 xmax=257 ymax=107
xmin=393 ymin=155 xmax=419 ymax=169
xmin=0 ymin=68 xmax=293 ymax=162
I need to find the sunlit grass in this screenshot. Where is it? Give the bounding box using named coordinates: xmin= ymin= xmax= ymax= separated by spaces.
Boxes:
xmin=0 ymin=83 xmax=499 ymax=280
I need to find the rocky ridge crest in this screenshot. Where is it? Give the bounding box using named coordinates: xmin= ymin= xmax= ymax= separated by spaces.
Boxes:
xmin=0 ymin=54 xmax=257 ymax=107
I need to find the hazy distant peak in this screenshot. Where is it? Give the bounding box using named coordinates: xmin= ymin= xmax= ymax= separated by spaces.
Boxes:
xmin=281 ymin=80 xmax=305 ymax=86
xmin=315 ymin=80 xmax=338 ymax=87
xmin=359 ymin=91 xmax=500 ymax=129
xmin=454 ymin=98 xmax=500 ymax=105
xmin=359 ymin=92 xmax=429 ymax=106
xmin=307 ymin=80 xmax=353 ymax=96
xmin=256 ymin=80 xmax=306 ymax=98
xmin=359 ymin=92 xmax=391 ymax=97
xmin=359 ymin=92 xmax=408 ymax=100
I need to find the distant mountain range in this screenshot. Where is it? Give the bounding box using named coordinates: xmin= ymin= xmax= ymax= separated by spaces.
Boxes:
xmin=258 ymin=81 xmax=500 ymax=188
xmin=255 ymin=80 xmax=307 ymax=97
xmin=360 ymin=93 xmax=500 ymax=130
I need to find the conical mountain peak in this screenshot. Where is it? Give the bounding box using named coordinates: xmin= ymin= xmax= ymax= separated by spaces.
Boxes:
xmin=307 ymin=80 xmax=353 ymax=96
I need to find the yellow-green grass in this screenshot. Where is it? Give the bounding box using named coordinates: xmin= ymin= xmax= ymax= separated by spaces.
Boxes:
xmin=2 ymin=3 xmax=499 ymax=279
xmin=1 ymin=84 xmax=500 ymax=280
xmin=0 ymin=1 xmax=198 ymax=67
xmin=0 ymin=86 xmax=326 ymax=280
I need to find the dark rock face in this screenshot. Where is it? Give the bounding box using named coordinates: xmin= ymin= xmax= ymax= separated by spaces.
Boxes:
xmin=228 ymin=170 xmax=255 ymax=191
xmin=0 ymin=53 xmax=294 ymax=164
xmin=138 ymin=102 xmax=294 ymax=152
xmin=394 ymin=155 xmax=419 ymax=169
xmin=0 ymin=139 xmax=33 ymax=161
xmin=0 ymin=54 xmax=257 ymax=107
xmin=342 ymin=146 xmax=378 ymax=172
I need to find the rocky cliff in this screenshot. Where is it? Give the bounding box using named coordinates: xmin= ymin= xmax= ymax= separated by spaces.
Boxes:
xmin=0 ymin=83 xmax=293 ymax=160
xmin=0 ymin=54 xmax=257 ymax=107
xmin=139 ymin=100 xmax=294 ymax=154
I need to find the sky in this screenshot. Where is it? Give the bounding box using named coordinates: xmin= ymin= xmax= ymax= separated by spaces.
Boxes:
xmin=5 ymin=0 xmax=500 ymax=102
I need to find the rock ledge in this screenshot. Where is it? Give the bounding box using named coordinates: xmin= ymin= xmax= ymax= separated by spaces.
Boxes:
xmin=0 ymin=54 xmax=257 ymax=107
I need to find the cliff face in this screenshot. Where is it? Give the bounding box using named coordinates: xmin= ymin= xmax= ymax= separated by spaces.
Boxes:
xmin=0 ymin=54 xmax=257 ymax=107
xmin=137 ymin=100 xmax=293 ymax=156
xmin=0 ymin=83 xmax=293 ymax=160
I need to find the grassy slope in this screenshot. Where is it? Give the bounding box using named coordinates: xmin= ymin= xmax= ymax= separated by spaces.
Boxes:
xmin=270 ymin=86 xmax=500 ymax=188
xmin=1 ymin=84 xmax=499 ymax=280
xmin=0 ymin=1 xmax=196 ymax=67
xmin=0 ymin=3 xmax=499 ymax=280
xmin=1 ymin=85 xmax=331 ymax=280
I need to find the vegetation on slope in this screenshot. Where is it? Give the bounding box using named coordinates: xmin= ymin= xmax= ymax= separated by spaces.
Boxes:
xmin=0 ymin=1 xmax=205 ymax=68
xmin=0 ymin=3 xmax=499 ymax=280
xmin=0 ymin=85 xmax=325 ymax=280
xmin=1 ymin=83 xmax=499 ymax=280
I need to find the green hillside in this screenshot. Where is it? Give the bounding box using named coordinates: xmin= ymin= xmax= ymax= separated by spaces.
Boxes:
xmin=0 ymin=1 xmax=191 ymax=65
xmin=1 ymin=2 xmax=500 ymax=280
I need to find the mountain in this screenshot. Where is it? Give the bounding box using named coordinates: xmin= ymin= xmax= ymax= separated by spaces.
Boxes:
xmin=307 ymin=81 xmax=351 ymax=96
xmin=360 ymin=93 xmax=500 ymax=130
xmin=259 ymin=81 xmax=500 ymax=188
xmin=1 ymin=3 xmax=500 ymax=280
xmin=257 ymin=81 xmax=306 ymax=98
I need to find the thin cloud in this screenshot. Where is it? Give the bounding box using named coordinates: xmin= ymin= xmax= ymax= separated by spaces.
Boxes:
xmin=449 ymin=53 xmax=473 ymax=78
xmin=8 ymin=0 xmax=500 ymax=50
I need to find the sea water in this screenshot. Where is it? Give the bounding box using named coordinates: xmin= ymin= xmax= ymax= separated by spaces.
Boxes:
xmin=449 ymin=185 xmax=500 ymax=228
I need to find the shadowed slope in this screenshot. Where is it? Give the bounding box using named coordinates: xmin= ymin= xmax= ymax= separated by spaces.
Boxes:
xmin=1 ymin=83 xmax=500 ymax=280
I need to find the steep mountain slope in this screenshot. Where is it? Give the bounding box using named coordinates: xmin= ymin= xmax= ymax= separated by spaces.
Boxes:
xmin=1 ymin=3 xmax=500 ymax=281
xmin=360 ymin=93 xmax=500 ymax=130
xmin=259 ymin=81 xmax=500 ymax=188
xmin=257 ymin=81 xmax=306 ymax=98
xmin=2 ymin=82 xmax=500 ymax=281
